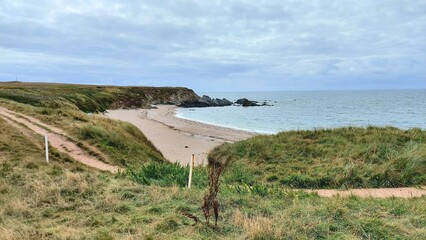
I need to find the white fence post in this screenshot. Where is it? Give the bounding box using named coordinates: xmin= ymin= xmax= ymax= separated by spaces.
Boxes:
xmin=45 ymin=135 xmax=49 ymax=163
xmin=188 ymin=154 xmax=195 ymax=189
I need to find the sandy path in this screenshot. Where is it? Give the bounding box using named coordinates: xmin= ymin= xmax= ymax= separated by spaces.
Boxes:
xmin=0 ymin=106 xmax=120 ymax=173
xmin=105 ymin=106 xmax=256 ymax=165
xmin=307 ymin=187 xmax=426 ymax=198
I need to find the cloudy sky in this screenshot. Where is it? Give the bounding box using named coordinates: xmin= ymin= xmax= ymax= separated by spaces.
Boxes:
xmin=0 ymin=1 xmax=425 ymax=92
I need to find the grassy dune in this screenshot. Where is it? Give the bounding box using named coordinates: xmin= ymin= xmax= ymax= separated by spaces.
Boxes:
xmin=1 ymin=118 xmax=425 ymax=239
xmin=214 ymin=127 xmax=426 ymax=189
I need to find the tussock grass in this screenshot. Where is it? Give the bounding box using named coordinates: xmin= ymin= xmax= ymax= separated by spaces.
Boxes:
xmin=127 ymin=162 xmax=207 ymax=187
xmin=216 ymin=127 xmax=426 ymax=188
xmin=76 ymin=117 xmax=165 ymax=166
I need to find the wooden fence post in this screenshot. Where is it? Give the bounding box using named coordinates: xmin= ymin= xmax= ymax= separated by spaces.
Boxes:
xmin=188 ymin=154 xmax=195 ymax=189
xmin=45 ymin=135 xmax=49 ymax=163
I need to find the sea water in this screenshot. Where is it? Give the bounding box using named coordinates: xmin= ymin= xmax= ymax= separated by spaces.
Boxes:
xmin=176 ymin=90 xmax=426 ymax=134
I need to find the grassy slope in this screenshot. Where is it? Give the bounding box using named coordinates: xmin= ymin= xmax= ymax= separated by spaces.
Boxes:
xmin=1 ymin=118 xmax=425 ymax=239
xmin=0 ymin=82 xmax=177 ymax=167
xmin=0 ymin=98 xmax=165 ymax=167
xmin=217 ymin=127 xmax=426 ymax=189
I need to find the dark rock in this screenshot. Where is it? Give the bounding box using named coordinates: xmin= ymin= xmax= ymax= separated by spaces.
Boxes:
xmin=178 ymin=100 xmax=211 ymax=108
xmin=179 ymin=95 xmax=270 ymax=108
xmin=179 ymin=95 xmax=233 ymax=108
xmin=211 ymin=98 xmax=233 ymax=106
xmin=235 ymin=98 xmax=260 ymax=107
xmin=201 ymin=95 xmax=212 ymax=102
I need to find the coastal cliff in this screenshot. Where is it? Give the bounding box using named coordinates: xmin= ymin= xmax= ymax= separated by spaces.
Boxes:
xmin=0 ymin=82 xmax=266 ymax=112
xmin=110 ymin=86 xmax=200 ymax=109
xmin=0 ymin=82 xmax=200 ymax=112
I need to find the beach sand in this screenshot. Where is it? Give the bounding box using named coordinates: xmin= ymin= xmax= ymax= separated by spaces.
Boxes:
xmin=105 ymin=105 xmax=256 ymax=165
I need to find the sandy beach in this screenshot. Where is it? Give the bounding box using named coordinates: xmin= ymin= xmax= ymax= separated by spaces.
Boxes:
xmin=105 ymin=105 xmax=256 ymax=165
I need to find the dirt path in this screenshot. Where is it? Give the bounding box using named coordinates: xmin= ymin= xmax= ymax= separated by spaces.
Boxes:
xmin=306 ymin=186 xmax=426 ymax=198
xmin=0 ymin=106 xmax=120 ymax=173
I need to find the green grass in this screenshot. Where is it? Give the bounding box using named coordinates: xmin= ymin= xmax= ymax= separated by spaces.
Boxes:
xmin=126 ymin=162 xmax=207 ymax=188
xmin=214 ymin=127 xmax=426 ymax=189
xmin=75 ymin=118 xmax=165 ymax=166
xmin=1 ymin=118 xmax=425 ymax=239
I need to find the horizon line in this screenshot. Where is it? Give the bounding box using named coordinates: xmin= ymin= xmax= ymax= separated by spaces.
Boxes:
xmin=0 ymin=80 xmax=425 ymax=93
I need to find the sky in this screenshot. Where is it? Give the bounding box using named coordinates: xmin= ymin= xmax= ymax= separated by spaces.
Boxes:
xmin=0 ymin=0 xmax=425 ymax=92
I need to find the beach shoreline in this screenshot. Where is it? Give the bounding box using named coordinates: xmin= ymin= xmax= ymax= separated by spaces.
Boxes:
xmin=175 ymin=108 xmax=277 ymax=135
xmin=104 ymin=105 xmax=256 ymax=165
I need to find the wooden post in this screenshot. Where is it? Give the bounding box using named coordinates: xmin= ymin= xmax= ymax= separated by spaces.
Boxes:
xmin=188 ymin=154 xmax=195 ymax=189
xmin=45 ymin=135 xmax=49 ymax=163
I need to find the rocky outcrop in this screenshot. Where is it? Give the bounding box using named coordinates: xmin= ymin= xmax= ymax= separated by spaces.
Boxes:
xmin=179 ymin=95 xmax=274 ymax=108
xmin=201 ymin=95 xmax=233 ymax=107
xmin=179 ymin=95 xmax=233 ymax=107
xmin=113 ymin=87 xmax=201 ymax=109
xmin=235 ymin=98 xmax=273 ymax=107
xmin=178 ymin=100 xmax=211 ymax=108
xmin=235 ymin=98 xmax=260 ymax=107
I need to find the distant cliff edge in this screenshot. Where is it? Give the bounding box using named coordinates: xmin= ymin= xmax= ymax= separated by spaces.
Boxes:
xmin=0 ymin=82 xmax=269 ymax=112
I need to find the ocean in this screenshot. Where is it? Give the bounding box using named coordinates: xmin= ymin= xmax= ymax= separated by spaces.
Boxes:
xmin=176 ymin=90 xmax=426 ymax=134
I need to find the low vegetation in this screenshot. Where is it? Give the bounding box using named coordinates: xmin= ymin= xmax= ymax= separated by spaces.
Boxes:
xmin=127 ymin=162 xmax=207 ymax=187
xmin=1 ymin=118 xmax=425 ymax=239
xmin=213 ymin=127 xmax=426 ymax=189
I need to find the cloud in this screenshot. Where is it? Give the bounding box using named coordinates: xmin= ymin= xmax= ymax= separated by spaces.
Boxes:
xmin=0 ymin=0 xmax=425 ymax=91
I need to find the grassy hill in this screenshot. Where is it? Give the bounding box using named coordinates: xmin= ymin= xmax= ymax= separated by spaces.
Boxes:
xmin=213 ymin=127 xmax=426 ymax=189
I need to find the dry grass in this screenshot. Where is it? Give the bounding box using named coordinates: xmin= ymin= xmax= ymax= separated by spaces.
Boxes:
xmin=233 ymin=209 xmax=282 ymax=239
